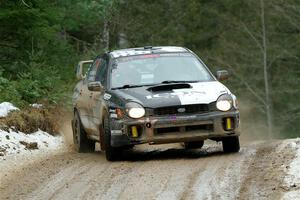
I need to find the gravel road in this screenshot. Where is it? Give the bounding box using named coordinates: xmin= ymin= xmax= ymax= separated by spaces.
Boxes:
xmin=1 ymin=136 xmax=298 ymax=200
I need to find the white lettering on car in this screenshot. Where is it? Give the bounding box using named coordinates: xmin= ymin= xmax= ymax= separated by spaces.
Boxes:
xmin=104 ymin=93 xmax=112 ymax=100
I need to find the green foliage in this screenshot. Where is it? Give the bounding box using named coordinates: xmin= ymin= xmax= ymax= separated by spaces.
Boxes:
xmin=0 ymin=51 xmax=68 ymax=107
xmin=0 ymin=0 xmax=299 ymax=138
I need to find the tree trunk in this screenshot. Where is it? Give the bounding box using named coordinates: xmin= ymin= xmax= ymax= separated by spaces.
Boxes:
xmin=102 ymin=19 xmax=110 ymax=51
xmin=261 ymin=0 xmax=273 ymax=138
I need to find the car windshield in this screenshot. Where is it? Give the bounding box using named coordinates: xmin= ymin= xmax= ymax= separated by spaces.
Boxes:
xmin=110 ymin=53 xmax=214 ymax=89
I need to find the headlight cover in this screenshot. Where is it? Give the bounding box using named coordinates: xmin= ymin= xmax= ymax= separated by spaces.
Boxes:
xmin=125 ymin=102 xmax=145 ymax=119
xmin=216 ymin=94 xmax=233 ymax=111
xmin=232 ymin=94 xmax=238 ymax=109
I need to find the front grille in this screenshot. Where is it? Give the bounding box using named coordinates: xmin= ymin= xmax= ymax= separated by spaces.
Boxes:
xmin=154 ymin=124 xmax=213 ymax=135
xmin=185 ymin=124 xmax=213 ymax=132
xmin=156 ymin=127 xmax=180 ymax=134
xmin=153 ymin=103 xmax=215 ymax=116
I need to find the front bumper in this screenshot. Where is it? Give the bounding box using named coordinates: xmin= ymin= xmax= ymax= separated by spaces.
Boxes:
xmin=110 ymin=110 xmax=240 ymax=147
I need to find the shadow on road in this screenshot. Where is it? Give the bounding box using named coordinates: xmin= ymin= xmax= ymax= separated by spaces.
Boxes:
xmin=94 ymin=145 xmax=233 ymax=162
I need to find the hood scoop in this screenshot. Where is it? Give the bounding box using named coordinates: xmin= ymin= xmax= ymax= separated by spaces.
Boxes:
xmin=148 ymin=83 xmax=192 ymax=92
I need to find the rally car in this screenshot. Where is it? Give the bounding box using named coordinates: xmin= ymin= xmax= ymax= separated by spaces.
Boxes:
xmin=72 ymin=46 xmax=240 ymax=161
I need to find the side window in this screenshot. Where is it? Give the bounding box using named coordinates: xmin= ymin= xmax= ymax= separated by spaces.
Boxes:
xmin=87 ymin=58 xmax=101 ymax=82
xmin=96 ymin=58 xmax=108 ymax=86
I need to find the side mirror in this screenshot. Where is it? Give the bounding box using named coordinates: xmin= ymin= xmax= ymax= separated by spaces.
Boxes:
xmin=88 ymin=81 xmax=103 ymax=92
xmin=76 ymin=60 xmax=93 ymax=80
xmin=216 ymin=70 xmax=230 ymax=81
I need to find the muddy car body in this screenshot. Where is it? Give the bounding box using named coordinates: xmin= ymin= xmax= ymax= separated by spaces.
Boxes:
xmin=72 ymin=46 xmax=240 ymax=161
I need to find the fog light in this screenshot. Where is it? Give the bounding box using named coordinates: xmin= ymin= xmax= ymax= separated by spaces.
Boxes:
xmin=131 ymin=126 xmax=138 ymax=138
xmin=224 ymin=117 xmax=234 ymax=131
xmin=226 ymin=118 xmax=232 ymax=130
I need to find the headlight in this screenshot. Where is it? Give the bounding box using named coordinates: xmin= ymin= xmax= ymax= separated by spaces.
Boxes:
xmin=216 ymin=94 xmax=233 ymax=111
xmin=126 ymin=102 xmax=145 ymax=119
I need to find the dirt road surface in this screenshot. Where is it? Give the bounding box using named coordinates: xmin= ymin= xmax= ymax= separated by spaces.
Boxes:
xmin=1 ymin=134 xmax=299 ymax=200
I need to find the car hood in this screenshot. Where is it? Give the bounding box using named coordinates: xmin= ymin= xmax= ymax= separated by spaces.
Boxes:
xmin=110 ymin=81 xmax=230 ymax=108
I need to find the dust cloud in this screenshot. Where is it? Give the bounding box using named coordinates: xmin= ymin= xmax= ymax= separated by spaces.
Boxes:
xmin=58 ymin=110 xmax=74 ymax=150
xmin=239 ymin=99 xmax=274 ymax=143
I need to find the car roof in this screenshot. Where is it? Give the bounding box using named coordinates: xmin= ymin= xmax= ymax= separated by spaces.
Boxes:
xmin=109 ymin=46 xmax=190 ymax=58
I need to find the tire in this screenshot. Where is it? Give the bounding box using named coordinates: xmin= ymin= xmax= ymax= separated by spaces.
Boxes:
xmin=184 ymin=141 xmax=204 ymax=149
xmin=222 ymin=136 xmax=240 ymax=153
xmin=103 ymin=117 xmax=122 ymax=161
xmin=123 ymin=145 xmax=134 ymax=150
xmin=72 ymin=112 xmax=95 ymax=153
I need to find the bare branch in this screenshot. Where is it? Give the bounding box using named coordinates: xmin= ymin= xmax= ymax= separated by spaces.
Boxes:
xmin=211 ymin=57 xmax=267 ymax=107
xmin=21 ymin=0 xmax=30 ymax=8
xmin=227 ymin=64 xmax=267 ymax=107
xmin=267 ymin=50 xmax=287 ymax=68
xmin=239 ymin=21 xmax=264 ymax=53
xmin=272 ymin=4 xmax=300 ymax=32
xmin=220 ymin=12 xmax=264 ymax=53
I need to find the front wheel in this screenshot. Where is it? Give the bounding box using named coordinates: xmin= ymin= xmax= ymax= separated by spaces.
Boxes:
xmin=72 ymin=112 xmax=95 ymax=153
xmin=103 ymin=118 xmax=123 ymax=161
xmin=222 ymin=136 xmax=240 ymax=153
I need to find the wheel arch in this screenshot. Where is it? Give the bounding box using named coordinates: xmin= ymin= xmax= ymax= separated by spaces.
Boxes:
xmin=73 ymin=108 xmax=89 ymax=136
xmin=99 ymin=108 xmax=109 ymax=151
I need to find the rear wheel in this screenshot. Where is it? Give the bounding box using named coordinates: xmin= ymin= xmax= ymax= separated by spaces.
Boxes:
xmin=72 ymin=112 xmax=95 ymax=153
xmin=222 ymin=136 xmax=240 ymax=153
xmin=184 ymin=140 xmax=204 ymax=149
xmin=103 ymin=117 xmax=123 ymax=161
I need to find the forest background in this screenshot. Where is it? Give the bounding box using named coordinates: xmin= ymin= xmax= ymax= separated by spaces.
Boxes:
xmin=1 ymin=0 xmax=299 ymax=138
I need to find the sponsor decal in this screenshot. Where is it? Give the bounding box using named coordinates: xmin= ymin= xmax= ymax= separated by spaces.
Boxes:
xmin=146 ymin=90 xmax=207 ymax=105
xmin=109 ymin=109 xmax=116 ymax=113
xmin=141 ymin=54 xmax=160 ymax=58
xmin=146 ymin=82 xmax=228 ymax=104
xmin=175 ymin=90 xmax=206 ymax=105
xmin=146 ymin=93 xmax=179 ymax=99
xmin=110 ymin=113 xmax=118 ymax=118
xmin=169 ymin=115 xmax=177 ymax=120
xmin=111 ymin=130 xmax=122 ymax=135
xmin=104 ymin=93 xmax=112 ymax=100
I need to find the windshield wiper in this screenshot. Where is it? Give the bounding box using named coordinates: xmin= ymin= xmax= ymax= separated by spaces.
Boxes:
xmin=160 ymin=80 xmax=199 ymax=84
xmin=111 ymin=83 xmax=157 ymax=90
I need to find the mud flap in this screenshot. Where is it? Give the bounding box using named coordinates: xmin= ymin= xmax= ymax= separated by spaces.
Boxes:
xmin=111 ymin=134 xmax=131 ymax=147
xmin=99 ymin=125 xmax=106 ymax=151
